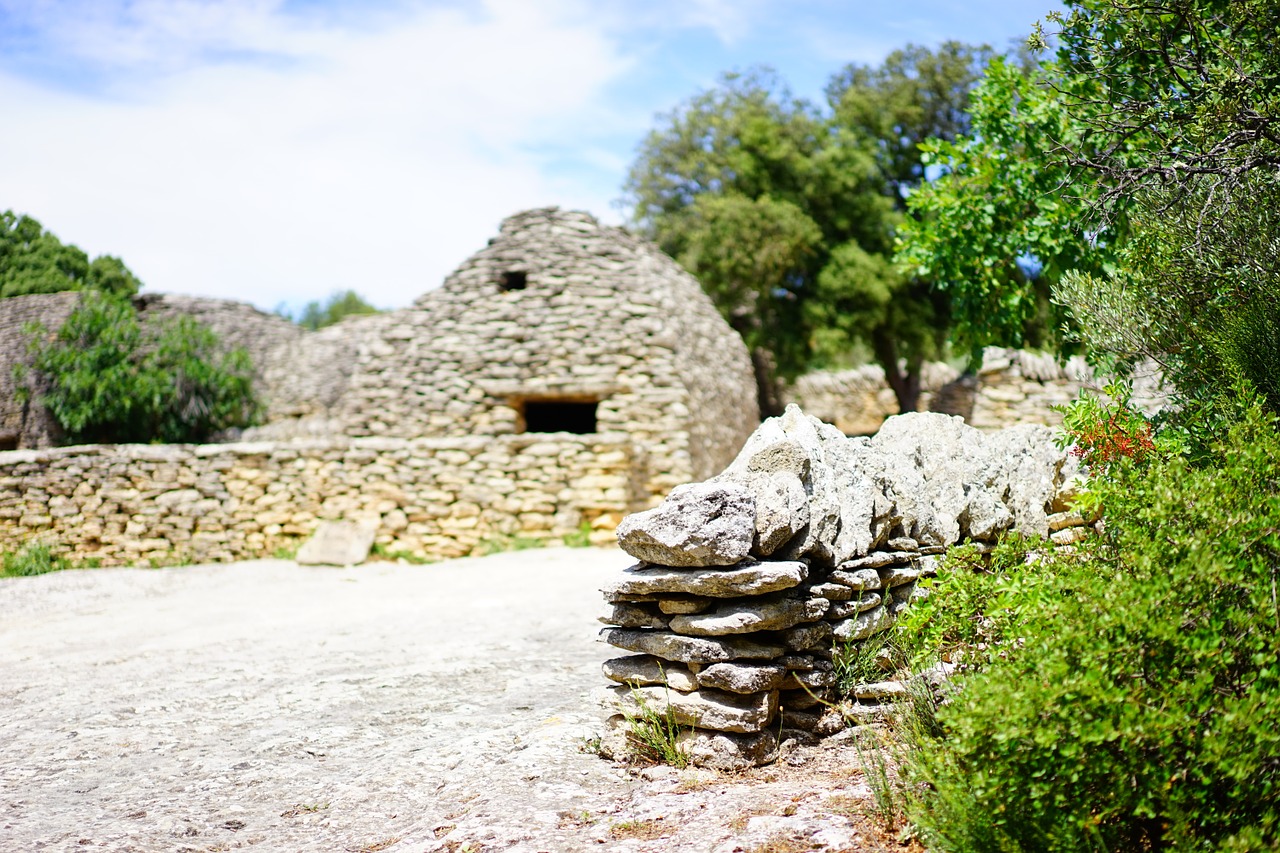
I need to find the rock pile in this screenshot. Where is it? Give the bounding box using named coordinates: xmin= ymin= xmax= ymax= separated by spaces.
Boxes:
xmin=598 ymin=406 xmax=1088 ymax=769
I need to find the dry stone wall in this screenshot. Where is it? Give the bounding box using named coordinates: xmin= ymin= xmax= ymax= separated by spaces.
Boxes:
xmin=0 ymin=434 xmax=641 ymax=566
xmin=596 ymin=405 xmax=1090 ymax=769
xmin=787 ymin=348 xmax=1168 ymax=436
xmin=785 ymin=362 xmax=960 ymax=435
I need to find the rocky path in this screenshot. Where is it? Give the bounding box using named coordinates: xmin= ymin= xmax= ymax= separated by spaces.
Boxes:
xmin=0 ymin=548 xmax=892 ymax=852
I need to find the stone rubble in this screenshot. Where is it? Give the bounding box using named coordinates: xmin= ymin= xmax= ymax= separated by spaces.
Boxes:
xmin=599 ymin=405 xmax=1097 ymax=769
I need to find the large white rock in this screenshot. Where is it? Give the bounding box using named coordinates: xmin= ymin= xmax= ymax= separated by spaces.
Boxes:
xmin=615 ymin=481 xmax=755 ymax=566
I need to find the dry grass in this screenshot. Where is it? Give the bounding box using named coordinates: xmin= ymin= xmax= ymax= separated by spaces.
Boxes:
xmin=609 ymin=818 xmax=669 ymax=841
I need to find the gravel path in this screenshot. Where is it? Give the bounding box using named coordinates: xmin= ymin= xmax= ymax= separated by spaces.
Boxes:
xmin=0 ymin=549 xmax=888 ymax=853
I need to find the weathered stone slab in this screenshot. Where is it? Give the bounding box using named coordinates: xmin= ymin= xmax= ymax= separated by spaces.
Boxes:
xmin=668 ymin=596 xmax=828 ymax=637
xmin=602 ymin=560 xmax=807 ymax=599
xmin=295 ymin=520 xmax=376 ymax=566
xmin=839 ymin=551 xmax=904 ymax=570
xmin=600 ymin=628 xmax=785 ymax=664
xmin=615 ymin=482 xmax=755 ymax=566
xmin=827 ymin=568 xmax=881 ymax=590
xmin=602 ymin=655 xmax=697 ymax=692
xmin=746 ymin=470 xmax=809 ymax=556
xmin=599 ymin=603 xmax=668 ymax=630
xmin=696 ymin=662 xmax=786 ymax=694
xmin=608 ymin=685 xmax=778 ymax=734
xmin=778 ymin=621 xmax=833 ymax=654
xmin=830 ymin=604 xmax=894 ymax=642
xmin=675 ymin=728 xmax=778 ymax=770
xmin=656 ymin=596 xmax=713 ymax=615
xmin=878 ymin=565 xmax=923 ymax=588
xmin=826 ymin=592 xmax=882 ymax=619
xmin=851 ymin=680 xmax=908 ymax=701
xmin=808 ymin=582 xmax=853 ymax=601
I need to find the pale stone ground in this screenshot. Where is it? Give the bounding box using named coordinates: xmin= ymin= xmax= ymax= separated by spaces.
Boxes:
xmin=0 ymin=548 xmax=890 ymax=853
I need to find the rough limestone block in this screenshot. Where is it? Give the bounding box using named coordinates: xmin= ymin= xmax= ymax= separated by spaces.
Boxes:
xmin=602 ymin=560 xmax=808 ymax=599
xmin=745 ymin=470 xmax=809 ymax=556
xmin=608 ymin=684 xmax=778 ymax=734
xmin=615 ymin=481 xmax=755 ymax=566
xmin=656 ymin=596 xmax=714 ymax=615
xmin=808 ymin=582 xmax=853 ymax=601
xmin=778 ymin=621 xmax=833 ymax=654
xmin=839 ymin=551 xmax=904 ymax=570
xmin=851 ymin=680 xmax=909 ymax=701
xmin=600 ymin=628 xmax=785 ymax=664
xmin=878 ymin=565 xmax=923 ymax=588
xmin=826 ymin=592 xmax=882 ymax=619
xmin=675 ymin=729 xmax=778 ymax=770
xmin=828 ymin=568 xmax=882 ymax=590
xmin=599 ymin=603 xmax=669 ymax=630
xmin=668 ymin=596 xmax=828 ymax=637
xmin=696 ymin=662 xmax=787 ymax=694
xmin=602 ymin=655 xmax=697 ymax=692
xmin=830 ymin=604 xmax=894 ymax=642
xmin=295 ymin=520 xmax=376 ymax=566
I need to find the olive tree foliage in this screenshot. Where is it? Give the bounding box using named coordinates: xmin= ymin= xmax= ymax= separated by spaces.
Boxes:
xmin=625 ymin=46 xmax=992 ymax=416
xmin=1 ymin=210 xmax=141 ymax=299
xmin=1042 ymin=0 xmax=1280 ymax=415
xmin=897 ymin=0 xmax=1280 ymax=414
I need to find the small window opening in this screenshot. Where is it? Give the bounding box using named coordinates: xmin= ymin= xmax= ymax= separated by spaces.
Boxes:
xmin=0 ymin=432 xmax=16 ymax=452
xmin=500 ymin=270 xmax=528 ymax=291
xmin=522 ymin=400 xmax=597 ymax=434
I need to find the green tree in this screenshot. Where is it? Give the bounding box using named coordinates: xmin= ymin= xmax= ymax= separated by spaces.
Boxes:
xmin=1 ymin=210 xmax=141 ymax=298
xmin=281 ymin=289 xmax=380 ymax=331
xmin=897 ymin=0 xmax=1280 ymax=416
xmin=26 ymin=291 xmax=258 ymax=444
xmin=627 ymin=48 xmax=991 ymax=415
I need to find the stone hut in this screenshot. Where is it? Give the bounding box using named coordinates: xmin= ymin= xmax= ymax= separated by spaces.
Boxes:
xmin=0 ymin=209 xmax=760 ymax=565
xmin=0 ymin=292 xmax=81 ymax=450
xmin=250 ymin=207 xmax=761 ymax=498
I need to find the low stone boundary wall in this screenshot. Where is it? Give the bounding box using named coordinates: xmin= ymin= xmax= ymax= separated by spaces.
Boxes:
xmin=787 ymin=348 xmax=1169 ymax=436
xmin=596 ymin=406 xmax=1089 ymax=769
xmin=0 ymin=434 xmax=645 ymax=566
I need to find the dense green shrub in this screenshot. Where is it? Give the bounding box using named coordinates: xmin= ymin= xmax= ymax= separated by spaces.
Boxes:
xmin=903 ymin=399 xmax=1280 ymax=852
xmin=25 ymin=291 xmax=259 ymax=444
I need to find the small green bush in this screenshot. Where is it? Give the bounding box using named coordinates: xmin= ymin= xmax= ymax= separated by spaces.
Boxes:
xmin=904 ymin=399 xmax=1280 ymax=852
xmin=2 ymin=543 xmax=70 ymax=577
xmin=25 ymin=291 xmax=259 ymax=444
xmin=893 ymin=533 xmax=1044 ymax=671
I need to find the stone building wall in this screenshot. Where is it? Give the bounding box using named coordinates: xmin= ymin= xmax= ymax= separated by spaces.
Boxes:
xmin=246 ymin=208 xmax=760 ymax=498
xmin=0 ymin=433 xmax=641 ymax=567
xmin=0 ymin=291 xmax=81 ymax=450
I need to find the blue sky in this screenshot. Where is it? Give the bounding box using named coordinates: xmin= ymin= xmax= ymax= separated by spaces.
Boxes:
xmin=0 ymin=0 xmax=1059 ymax=312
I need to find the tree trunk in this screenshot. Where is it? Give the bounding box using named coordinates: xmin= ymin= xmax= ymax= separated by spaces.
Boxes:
xmin=750 ymin=348 xmax=785 ymax=419
xmin=872 ymin=331 xmax=923 ymax=414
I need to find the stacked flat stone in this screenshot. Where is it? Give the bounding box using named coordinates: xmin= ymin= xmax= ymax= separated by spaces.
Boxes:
xmin=599 ymin=405 xmax=1086 ymax=768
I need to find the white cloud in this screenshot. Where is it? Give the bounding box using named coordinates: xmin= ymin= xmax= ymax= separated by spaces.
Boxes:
xmin=0 ymin=0 xmax=635 ymax=310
